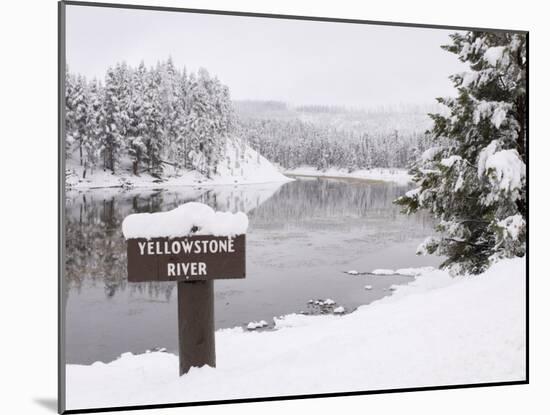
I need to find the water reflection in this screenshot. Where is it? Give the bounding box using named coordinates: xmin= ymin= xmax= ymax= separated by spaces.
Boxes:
xmin=250 ymin=177 xmax=427 ymax=230
xmin=65 ymin=183 xmax=284 ymax=298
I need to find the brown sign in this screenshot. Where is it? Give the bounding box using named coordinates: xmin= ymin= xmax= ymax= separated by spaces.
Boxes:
xmin=126 ymin=234 xmax=246 ymax=282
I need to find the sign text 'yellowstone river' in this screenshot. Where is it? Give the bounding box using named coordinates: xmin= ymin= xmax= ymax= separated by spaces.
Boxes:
xmin=126 ymin=234 xmax=246 ymax=282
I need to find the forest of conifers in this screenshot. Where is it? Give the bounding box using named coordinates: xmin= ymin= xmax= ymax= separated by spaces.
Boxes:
xmin=65 ymin=59 xmax=235 ymax=178
xmin=65 ymin=59 xmax=432 ymax=179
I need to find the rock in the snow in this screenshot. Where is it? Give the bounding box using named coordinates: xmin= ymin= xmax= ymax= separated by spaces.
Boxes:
xmin=370 ymin=269 xmax=395 ymax=275
xmin=323 ymin=299 xmax=336 ymax=306
xmin=346 ymin=270 xmax=359 ymax=275
xmin=364 ymin=285 xmax=373 ymax=290
xmin=394 ymin=266 xmax=435 ymax=277
xmin=333 ymin=306 xmax=345 ymax=314
xmin=247 ymin=320 xmax=269 ymax=330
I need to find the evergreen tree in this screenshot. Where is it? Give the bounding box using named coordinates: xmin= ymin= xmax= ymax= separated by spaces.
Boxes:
xmin=82 ymin=79 xmax=103 ymax=178
xmin=65 ymin=66 xmax=76 ymax=154
xmin=102 ymin=65 xmax=129 ymax=173
xmin=395 ymin=31 xmax=527 ymax=274
xmin=143 ymin=66 xmax=164 ymax=176
xmin=185 ymin=69 xmax=215 ymax=177
xmin=101 ymin=67 xmax=117 ymax=172
xmin=208 ymin=75 xmax=235 ymax=173
xmin=158 ymin=57 xmax=180 ymax=163
xmin=174 ymin=67 xmax=190 ymax=171
xmin=72 ymin=75 xmax=90 ymax=166
xmin=127 ymin=62 xmax=148 ymax=175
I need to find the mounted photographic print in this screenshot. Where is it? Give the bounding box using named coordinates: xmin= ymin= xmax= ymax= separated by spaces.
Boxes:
xmin=58 ymin=1 xmax=528 ymax=413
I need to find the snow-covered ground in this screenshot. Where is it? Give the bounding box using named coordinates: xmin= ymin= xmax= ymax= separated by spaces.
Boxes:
xmin=66 ymin=138 xmax=292 ymax=189
xmin=285 ymin=166 xmax=412 ymax=185
xmin=66 ymin=257 xmax=526 ymax=410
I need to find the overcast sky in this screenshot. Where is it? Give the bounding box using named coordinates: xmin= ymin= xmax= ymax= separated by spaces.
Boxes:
xmin=66 ymin=4 xmax=467 ymax=109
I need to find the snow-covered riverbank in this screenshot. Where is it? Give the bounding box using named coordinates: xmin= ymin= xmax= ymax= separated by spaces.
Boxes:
xmin=66 ymin=257 xmax=526 ymax=410
xmin=66 ymin=138 xmax=292 ymax=190
xmin=285 ymin=166 xmax=412 ymax=185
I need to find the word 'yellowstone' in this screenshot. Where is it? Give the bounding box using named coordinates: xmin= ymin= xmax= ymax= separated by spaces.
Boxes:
xmin=137 ymin=238 xmax=235 ymax=256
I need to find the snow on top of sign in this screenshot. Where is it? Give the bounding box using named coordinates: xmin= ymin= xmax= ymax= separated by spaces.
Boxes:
xmin=121 ymin=202 xmax=248 ymax=240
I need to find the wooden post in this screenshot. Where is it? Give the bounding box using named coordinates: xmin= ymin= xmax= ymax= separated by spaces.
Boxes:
xmin=177 ymin=280 xmax=216 ymax=375
xmin=124 ymin=231 xmax=245 ymax=376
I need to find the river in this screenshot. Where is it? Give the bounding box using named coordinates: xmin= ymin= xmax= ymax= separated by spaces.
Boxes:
xmin=64 ymin=176 xmax=440 ymax=364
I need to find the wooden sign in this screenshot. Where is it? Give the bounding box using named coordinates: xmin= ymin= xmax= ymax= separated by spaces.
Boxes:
xmin=122 ymin=203 xmax=249 ymax=375
xmin=126 ymin=234 xmax=246 ymax=282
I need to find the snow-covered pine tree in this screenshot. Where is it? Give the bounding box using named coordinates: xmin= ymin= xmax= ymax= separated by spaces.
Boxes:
xmin=81 ymin=79 xmax=104 ymax=178
xmin=72 ymin=75 xmax=90 ymax=167
xmin=395 ymin=31 xmax=527 ymax=274
xmin=209 ymin=75 xmax=235 ymax=173
xmin=158 ymin=58 xmax=180 ymax=164
xmin=65 ymin=66 xmax=76 ymax=154
xmin=101 ymin=67 xmax=118 ymax=172
xmin=115 ymin=62 xmax=132 ymax=164
xmin=197 ymin=69 xmax=221 ymax=177
xmin=185 ymin=69 xmax=215 ymax=177
xmin=102 ymin=64 xmax=130 ymax=173
xmin=127 ymin=62 xmax=149 ymax=175
xmin=173 ymin=67 xmax=190 ymax=171
xmin=66 ymin=72 xmax=102 ymax=178
xmin=360 ymin=133 xmax=372 ymax=170
xmin=143 ymin=65 xmax=164 ymax=177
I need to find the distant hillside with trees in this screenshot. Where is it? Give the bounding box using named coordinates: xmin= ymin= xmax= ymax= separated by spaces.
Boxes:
xmin=235 ymin=100 xmax=436 ymax=170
